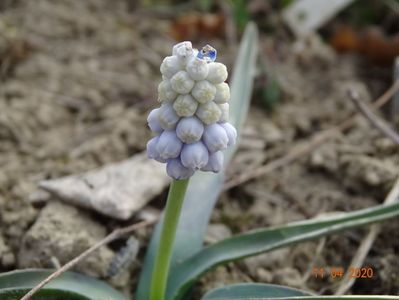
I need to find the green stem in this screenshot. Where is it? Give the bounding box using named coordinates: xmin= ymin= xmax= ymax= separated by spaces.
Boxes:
xmin=150 ymin=179 xmax=190 ymax=300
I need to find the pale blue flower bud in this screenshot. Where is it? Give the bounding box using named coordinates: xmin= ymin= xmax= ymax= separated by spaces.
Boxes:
xmin=158 ymin=103 xmax=180 ymax=129
xmin=146 ymin=136 xmax=166 ymax=163
xmin=180 ymin=141 xmax=209 ymax=170
xmin=206 ymin=62 xmax=228 ymax=84
xmin=156 ymin=130 xmax=183 ymax=159
xmin=191 ymin=80 xmax=217 ymax=104
xmin=176 ymin=116 xmax=204 ymax=143
xmin=166 ymin=158 xmax=195 ymax=180
xmin=147 ymin=108 xmax=163 ymax=133
xmin=201 ymin=151 xmax=223 ymax=173
xmin=160 ymin=56 xmax=181 ymax=78
xmin=171 ymin=71 xmax=195 ymax=94
xmin=220 ymin=122 xmax=237 ymax=146
xmin=203 ymin=123 xmax=228 ymax=153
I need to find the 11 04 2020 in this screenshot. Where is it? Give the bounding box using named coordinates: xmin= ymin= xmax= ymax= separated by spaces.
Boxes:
xmin=312 ymin=267 xmax=374 ymax=279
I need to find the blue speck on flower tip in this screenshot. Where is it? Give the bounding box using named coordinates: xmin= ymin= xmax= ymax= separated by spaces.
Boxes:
xmin=197 ymin=45 xmax=217 ymax=63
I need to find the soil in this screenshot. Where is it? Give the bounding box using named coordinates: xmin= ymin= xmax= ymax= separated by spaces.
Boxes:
xmin=1 ymin=0 xmax=399 ymax=299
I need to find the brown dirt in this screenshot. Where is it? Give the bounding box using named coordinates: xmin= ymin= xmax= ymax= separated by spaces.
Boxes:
xmin=1 ymin=0 xmax=399 ymax=299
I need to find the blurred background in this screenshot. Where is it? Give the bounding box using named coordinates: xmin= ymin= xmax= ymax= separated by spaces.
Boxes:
xmin=1 ymin=0 xmax=399 ymax=297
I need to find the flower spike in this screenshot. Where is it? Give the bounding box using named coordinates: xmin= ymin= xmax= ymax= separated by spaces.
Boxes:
xmin=147 ymin=42 xmax=237 ymax=179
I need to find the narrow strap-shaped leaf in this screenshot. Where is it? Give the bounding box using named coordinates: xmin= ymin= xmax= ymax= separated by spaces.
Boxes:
xmin=136 ymin=22 xmax=259 ymax=300
xmin=168 ymin=202 xmax=399 ymax=300
xmin=202 ymin=283 xmax=311 ymax=299
xmin=0 ymin=269 xmax=126 ymax=300
xmin=202 ymin=283 xmax=399 ymax=300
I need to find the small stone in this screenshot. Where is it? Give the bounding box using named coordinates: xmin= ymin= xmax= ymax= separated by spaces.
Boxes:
xmin=273 ymin=267 xmax=302 ymax=288
xmin=18 ymin=201 xmax=114 ymax=278
xmin=2 ymin=252 xmax=15 ymax=267
xmin=256 ymin=268 xmax=273 ymax=282
xmin=39 ymin=152 xmax=169 ymax=220
xmin=205 ymin=224 xmax=232 ymax=243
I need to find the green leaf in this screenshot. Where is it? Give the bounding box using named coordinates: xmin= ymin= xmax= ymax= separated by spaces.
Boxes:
xmin=229 ymin=0 xmax=250 ymax=31
xmin=135 ymin=22 xmax=259 ymax=300
xmin=0 ymin=269 xmax=126 ymax=300
xmin=202 ymin=284 xmax=399 ymax=300
xmin=202 ymin=283 xmax=311 ymax=300
xmin=169 ymin=202 xmax=399 ymax=300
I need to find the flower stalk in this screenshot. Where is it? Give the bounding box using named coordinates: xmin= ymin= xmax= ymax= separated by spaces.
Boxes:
xmin=150 ymin=179 xmax=190 ymax=300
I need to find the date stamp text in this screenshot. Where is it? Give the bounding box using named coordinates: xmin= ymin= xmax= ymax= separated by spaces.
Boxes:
xmin=312 ymin=267 xmax=374 ymax=279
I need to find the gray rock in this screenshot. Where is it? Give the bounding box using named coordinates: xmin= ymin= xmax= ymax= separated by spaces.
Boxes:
xmin=0 ymin=234 xmax=15 ymax=268
xmin=273 ymin=267 xmax=303 ymax=288
xmin=243 ymin=249 xmax=290 ymax=278
xmin=205 ymin=224 xmax=232 ymax=244
xmin=39 ymin=152 xmax=170 ymax=220
xmin=18 ymin=201 xmax=114 ymax=278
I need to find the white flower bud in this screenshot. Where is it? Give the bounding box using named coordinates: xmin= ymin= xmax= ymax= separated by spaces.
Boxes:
xmin=213 ymin=82 xmax=230 ymax=104
xmin=186 ymin=57 xmax=209 ymax=81
xmin=173 ymin=41 xmax=192 ymax=56
xmin=160 ymin=56 xmax=181 ymax=78
xmin=196 ymin=101 xmax=221 ymax=125
xmin=172 ymin=41 xmax=194 ymax=66
xmin=158 ymin=103 xmax=180 ymax=129
xmin=171 ymin=71 xmax=195 ymax=94
xmin=206 ymin=62 xmax=228 ymax=84
xmin=218 ymin=103 xmax=229 ymax=123
xmin=158 ymin=80 xmax=178 ymax=102
xmin=173 ymin=94 xmax=198 ymax=117
xmin=191 ymin=80 xmax=217 ymax=104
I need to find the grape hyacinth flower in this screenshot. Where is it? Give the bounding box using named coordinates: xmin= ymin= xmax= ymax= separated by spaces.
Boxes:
xmin=146 ymin=41 xmax=237 ymax=180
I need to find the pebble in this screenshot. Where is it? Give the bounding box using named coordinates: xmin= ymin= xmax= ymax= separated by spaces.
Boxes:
xmin=39 ymin=152 xmax=170 ymax=220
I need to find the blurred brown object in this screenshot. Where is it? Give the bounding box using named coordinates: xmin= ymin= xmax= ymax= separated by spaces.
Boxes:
xmin=329 ymin=25 xmax=358 ymax=52
xmin=330 ymin=25 xmax=399 ymax=66
xmin=0 ymin=38 xmax=32 ymax=74
xmin=169 ymin=12 xmax=225 ymax=41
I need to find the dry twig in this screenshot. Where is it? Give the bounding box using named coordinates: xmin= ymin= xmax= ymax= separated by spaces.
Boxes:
xmin=20 ymin=219 xmax=157 ymax=300
xmin=335 ymin=177 xmax=399 ymax=294
xmin=348 ymin=88 xmax=399 ymax=145
xmin=224 ymin=80 xmax=399 ymax=190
